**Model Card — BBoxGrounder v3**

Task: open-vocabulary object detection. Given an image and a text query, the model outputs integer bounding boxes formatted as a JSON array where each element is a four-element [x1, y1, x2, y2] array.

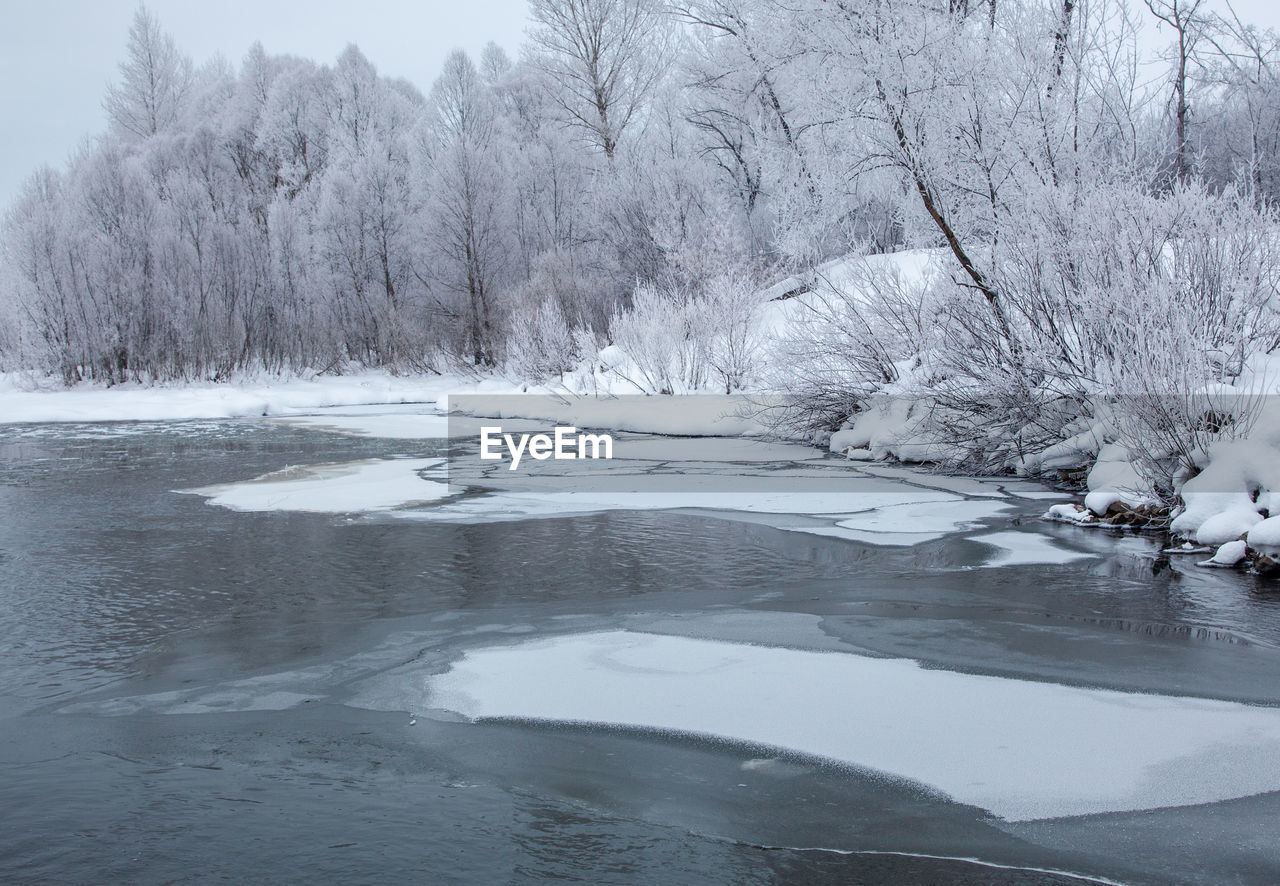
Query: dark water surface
[[2, 418, 1279, 884]]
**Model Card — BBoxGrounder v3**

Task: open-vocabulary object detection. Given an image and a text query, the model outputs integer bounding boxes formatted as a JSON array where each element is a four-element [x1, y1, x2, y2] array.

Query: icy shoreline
[[0, 371, 465, 424], [5, 368, 1277, 576]]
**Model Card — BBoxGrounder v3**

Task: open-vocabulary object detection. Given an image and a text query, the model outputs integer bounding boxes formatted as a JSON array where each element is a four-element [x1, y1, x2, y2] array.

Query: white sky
[[2, 0, 1279, 209], [0, 0, 532, 207]]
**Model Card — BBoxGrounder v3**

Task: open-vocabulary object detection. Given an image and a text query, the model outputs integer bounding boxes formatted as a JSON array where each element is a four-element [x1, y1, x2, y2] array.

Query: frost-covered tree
[[528, 0, 672, 159], [1143, 0, 1209, 183], [677, 1, 815, 227], [423, 50, 510, 365], [4, 0, 1279, 419], [103, 5, 194, 140]]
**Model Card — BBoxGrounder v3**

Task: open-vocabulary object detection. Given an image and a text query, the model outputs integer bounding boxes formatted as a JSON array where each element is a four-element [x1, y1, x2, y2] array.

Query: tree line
[[2, 0, 1278, 411]]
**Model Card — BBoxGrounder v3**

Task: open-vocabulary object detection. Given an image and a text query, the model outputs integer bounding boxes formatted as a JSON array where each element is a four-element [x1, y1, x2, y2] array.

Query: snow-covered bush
[[605, 274, 766, 395], [607, 283, 696, 394], [504, 295, 578, 382], [769, 252, 943, 436], [703, 273, 766, 394], [784, 180, 1280, 491]]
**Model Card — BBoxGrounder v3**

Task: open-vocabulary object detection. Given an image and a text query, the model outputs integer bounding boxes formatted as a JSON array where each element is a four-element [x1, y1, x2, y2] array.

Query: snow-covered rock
[[1202, 540, 1248, 567], [831, 376, 953, 464], [828, 428, 865, 453], [1247, 516, 1280, 552], [1084, 443, 1155, 513], [1043, 503, 1097, 525], [1170, 415, 1280, 541], [1193, 507, 1263, 546], [1084, 490, 1125, 517], [1022, 422, 1106, 473]]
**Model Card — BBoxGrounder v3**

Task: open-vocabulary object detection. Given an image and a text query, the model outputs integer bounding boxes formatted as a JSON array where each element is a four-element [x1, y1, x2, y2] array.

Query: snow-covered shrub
[[703, 273, 766, 393], [770, 252, 944, 436], [607, 283, 696, 394], [1075, 186, 1280, 497], [777, 181, 1280, 488], [504, 295, 578, 382], [902, 183, 1280, 485], [606, 274, 765, 394]]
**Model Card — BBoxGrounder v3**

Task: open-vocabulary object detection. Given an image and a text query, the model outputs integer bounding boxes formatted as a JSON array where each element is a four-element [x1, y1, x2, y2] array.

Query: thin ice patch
[[429, 630, 1280, 821]]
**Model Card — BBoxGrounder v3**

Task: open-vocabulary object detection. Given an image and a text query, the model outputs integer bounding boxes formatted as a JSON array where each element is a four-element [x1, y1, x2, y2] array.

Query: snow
[[1192, 507, 1263, 546], [760, 248, 942, 303], [428, 630, 1280, 821], [1021, 422, 1105, 473], [787, 499, 1013, 547], [829, 395, 949, 464], [1043, 503, 1097, 526], [184, 458, 450, 513], [1203, 540, 1248, 567], [1169, 409, 1280, 542], [1081, 443, 1156, 515], [1083, 490, 1124, 516], [970, 531, 1097, 566], [1247, 516, 1280, 552], [0, 371, 467, 424], [447, 393, 771, 437], [0, 370, 776, 438]]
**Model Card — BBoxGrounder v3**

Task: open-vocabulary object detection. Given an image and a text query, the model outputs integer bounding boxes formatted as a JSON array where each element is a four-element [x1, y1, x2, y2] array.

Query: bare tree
[[103, 5, 193, 140], [528, 0, 671, 160], [425, 51, 509, 365], [1143, 0, 1208, 182]]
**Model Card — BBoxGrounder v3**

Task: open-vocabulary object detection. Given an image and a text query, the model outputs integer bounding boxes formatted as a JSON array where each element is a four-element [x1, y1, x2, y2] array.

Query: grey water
[[2, 418, 1279, 884]]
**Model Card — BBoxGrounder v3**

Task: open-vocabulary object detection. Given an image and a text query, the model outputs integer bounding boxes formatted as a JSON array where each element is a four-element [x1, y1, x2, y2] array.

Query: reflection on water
[[1, 418, 1279, 884]]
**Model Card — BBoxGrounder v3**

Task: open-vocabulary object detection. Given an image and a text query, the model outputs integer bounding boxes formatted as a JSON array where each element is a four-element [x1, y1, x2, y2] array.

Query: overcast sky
[[0, 0, 532, 208], [3, 0, 1280, 210]]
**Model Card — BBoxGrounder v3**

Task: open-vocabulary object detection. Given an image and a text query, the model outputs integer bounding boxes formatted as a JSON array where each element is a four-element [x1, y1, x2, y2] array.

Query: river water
[[1, 414, 1279, 884]]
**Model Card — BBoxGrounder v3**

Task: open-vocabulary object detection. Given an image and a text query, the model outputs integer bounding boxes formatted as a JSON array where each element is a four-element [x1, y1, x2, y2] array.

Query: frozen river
[[2, 408, 1280, 884]]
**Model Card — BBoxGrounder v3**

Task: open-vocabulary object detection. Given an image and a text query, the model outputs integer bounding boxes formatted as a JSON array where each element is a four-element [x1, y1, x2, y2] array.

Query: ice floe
[[787, 499, 1013, 546], [190, 449, 1027, 549], [184, 458, 449, 513], [852, 464, 1008, 498], [428, 630, 1280, 821], [971, 531, 1096, 566]]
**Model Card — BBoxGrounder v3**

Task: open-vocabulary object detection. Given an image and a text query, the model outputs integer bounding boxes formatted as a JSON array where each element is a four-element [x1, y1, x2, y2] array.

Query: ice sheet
[[607, 436, 828, 463], [971, 531, 1097, 566], [398, 486, 956, 525], [184, 458, 450, 513], [429, 630, 1280, 821], [853, 464, 1008, 498], [273, 409, 452, 439], [813, 499, 1014, 546]]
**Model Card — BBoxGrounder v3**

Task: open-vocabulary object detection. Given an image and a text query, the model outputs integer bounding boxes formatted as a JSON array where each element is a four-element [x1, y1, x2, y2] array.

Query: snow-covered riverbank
[[0, 371, 466, 424], [5, 365, 1279, 575]]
